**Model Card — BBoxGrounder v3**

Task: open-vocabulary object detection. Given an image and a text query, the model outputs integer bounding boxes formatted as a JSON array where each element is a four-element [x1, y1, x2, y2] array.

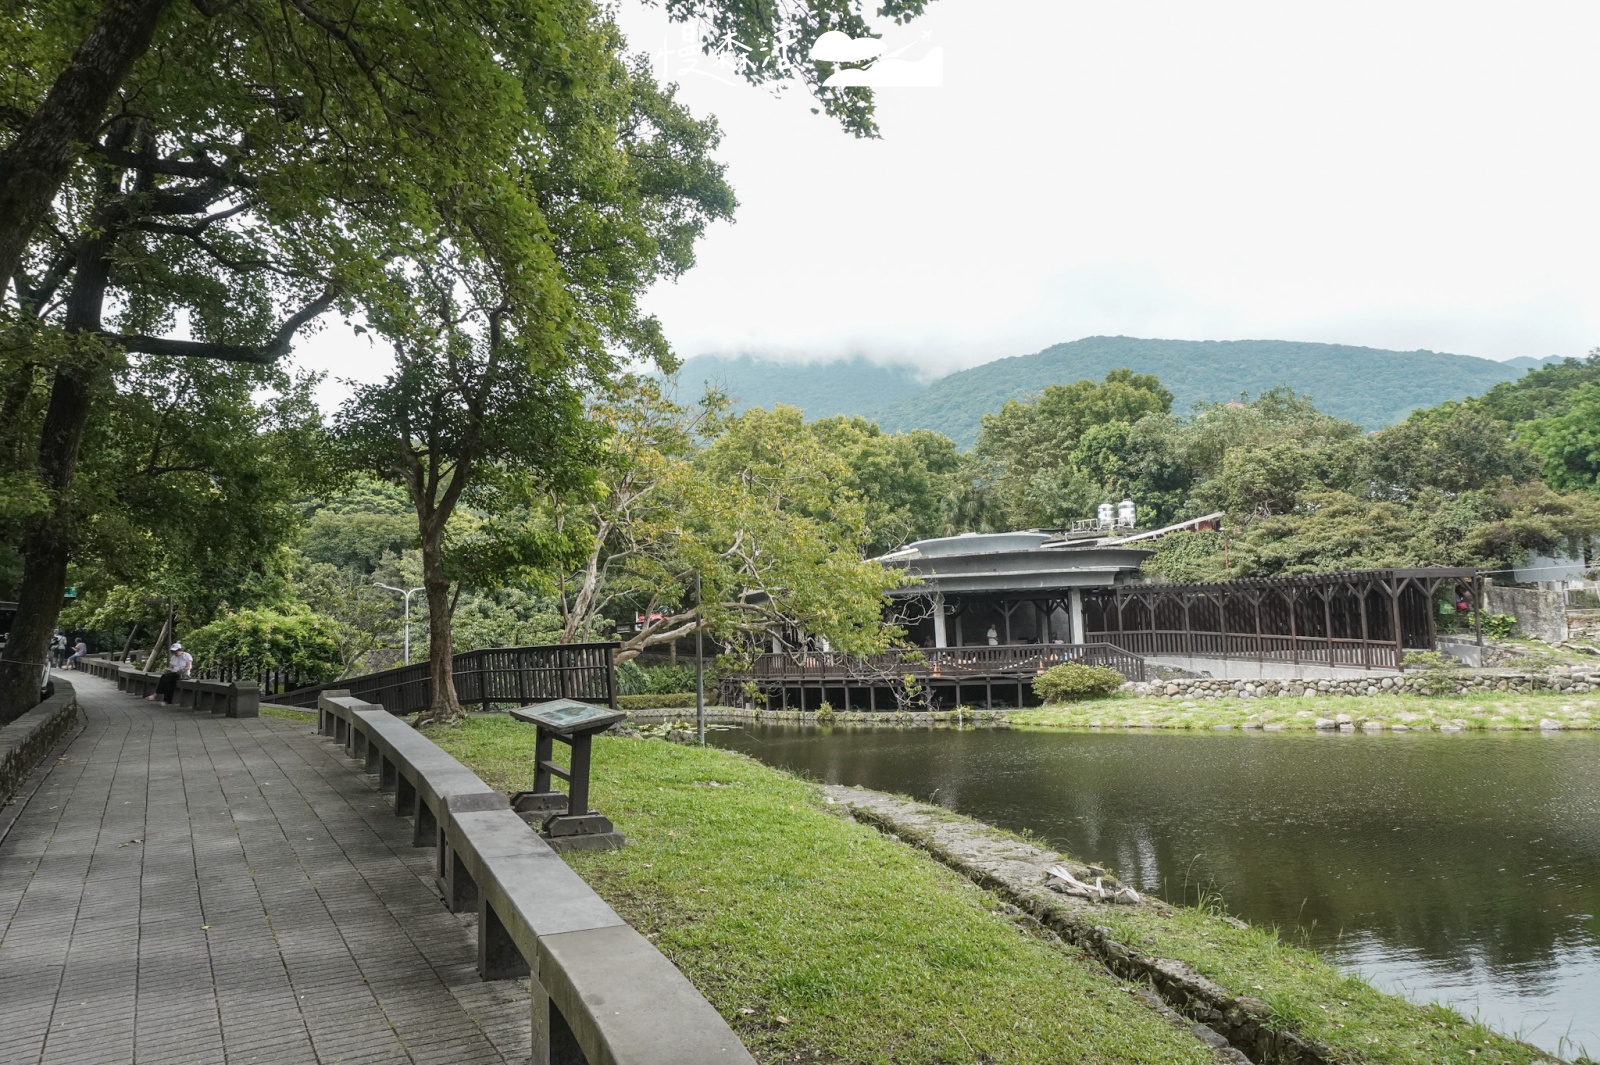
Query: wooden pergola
[[1082, 568, 1479, 671]]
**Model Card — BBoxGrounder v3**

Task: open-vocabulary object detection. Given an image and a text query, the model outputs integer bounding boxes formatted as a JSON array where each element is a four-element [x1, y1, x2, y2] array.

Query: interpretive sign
[[508, 698, 625, 851]]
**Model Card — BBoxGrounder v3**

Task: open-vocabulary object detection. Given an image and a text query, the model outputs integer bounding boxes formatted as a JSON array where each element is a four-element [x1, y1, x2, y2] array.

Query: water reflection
[[709, 725, 1600, 1056]]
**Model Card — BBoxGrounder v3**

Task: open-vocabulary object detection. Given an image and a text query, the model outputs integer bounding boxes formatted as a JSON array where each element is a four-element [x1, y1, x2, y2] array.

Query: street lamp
[[374, 582, 424, 665]]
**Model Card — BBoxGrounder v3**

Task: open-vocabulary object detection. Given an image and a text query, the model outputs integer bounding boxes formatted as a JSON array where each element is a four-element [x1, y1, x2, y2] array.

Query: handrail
[[275, 642, 620, 714], [315, 692, 754, 1065], [743, 642, 1148, 682]]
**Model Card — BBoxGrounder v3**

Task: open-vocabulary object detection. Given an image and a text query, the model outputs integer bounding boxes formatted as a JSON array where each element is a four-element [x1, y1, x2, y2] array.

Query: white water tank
[[1117, 499, 1136, 528], [1096, 502, 1115, 528]]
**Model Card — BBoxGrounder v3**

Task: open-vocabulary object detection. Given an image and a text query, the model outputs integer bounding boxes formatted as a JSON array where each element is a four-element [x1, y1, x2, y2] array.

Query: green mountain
[[670, 353, 928, 420], [679, 338, 1557, 448], [873, 337, 1556, 446]]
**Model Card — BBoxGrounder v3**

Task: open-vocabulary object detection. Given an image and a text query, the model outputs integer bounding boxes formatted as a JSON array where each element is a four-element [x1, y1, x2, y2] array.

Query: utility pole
[[694, 572, 705, 745], [374, 583, 424, 665]]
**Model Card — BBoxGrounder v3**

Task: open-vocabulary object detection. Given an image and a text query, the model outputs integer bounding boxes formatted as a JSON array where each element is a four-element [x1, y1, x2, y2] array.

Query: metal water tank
[[1117, 499, 1136, 527], [1096, 502, 1115, 528]]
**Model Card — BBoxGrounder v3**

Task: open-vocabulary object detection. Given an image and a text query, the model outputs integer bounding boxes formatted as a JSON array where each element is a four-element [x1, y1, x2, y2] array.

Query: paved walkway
[[0, 673, 530, 1065]]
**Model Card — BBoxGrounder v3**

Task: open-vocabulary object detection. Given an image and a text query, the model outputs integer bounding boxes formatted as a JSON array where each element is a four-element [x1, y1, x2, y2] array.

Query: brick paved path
[[0, 673, 530, 1065]]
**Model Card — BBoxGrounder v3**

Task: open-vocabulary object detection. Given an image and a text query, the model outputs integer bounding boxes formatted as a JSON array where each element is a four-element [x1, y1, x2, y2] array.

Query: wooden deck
[[734, 643, 1146, 712]]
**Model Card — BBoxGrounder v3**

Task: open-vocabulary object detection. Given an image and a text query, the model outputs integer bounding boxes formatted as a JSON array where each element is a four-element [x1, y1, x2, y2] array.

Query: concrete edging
[[828, 785, 1336, 1065], [1, 678, 80, 806], [316, 692, 755, 1065]]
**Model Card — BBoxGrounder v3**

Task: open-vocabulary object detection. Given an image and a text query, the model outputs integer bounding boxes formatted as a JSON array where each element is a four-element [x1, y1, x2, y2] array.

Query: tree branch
[[103, 283, 338, 363]]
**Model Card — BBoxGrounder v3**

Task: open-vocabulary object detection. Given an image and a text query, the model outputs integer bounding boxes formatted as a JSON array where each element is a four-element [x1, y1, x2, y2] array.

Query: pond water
[[708, 724, 1600, 1057]]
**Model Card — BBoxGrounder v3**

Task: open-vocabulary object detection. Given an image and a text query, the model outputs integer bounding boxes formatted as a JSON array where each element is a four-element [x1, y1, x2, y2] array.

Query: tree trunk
[[0, 207, 119, 723], [0, 0, 172, 292], [0, 357, 109, 721], [416, 522, 462, 726]]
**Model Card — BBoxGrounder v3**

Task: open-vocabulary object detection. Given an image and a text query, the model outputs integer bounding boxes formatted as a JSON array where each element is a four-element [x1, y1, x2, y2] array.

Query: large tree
[[335, 37, 735, 723], [0, 0, 933, 718], [0, 0, 929, 297], [553, 391, 908, 663]]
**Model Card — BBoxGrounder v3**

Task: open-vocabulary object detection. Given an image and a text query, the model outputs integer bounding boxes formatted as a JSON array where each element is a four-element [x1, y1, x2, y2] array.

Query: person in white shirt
[[986, 625, 999, 646], [148, 642, 193, 705]]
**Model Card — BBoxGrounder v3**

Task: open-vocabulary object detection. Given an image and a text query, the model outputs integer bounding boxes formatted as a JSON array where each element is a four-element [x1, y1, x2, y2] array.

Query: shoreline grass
[[429, 717, 1216, 1064], [425, 718, 1571, 1064], [1012, 690, 1599, 732]]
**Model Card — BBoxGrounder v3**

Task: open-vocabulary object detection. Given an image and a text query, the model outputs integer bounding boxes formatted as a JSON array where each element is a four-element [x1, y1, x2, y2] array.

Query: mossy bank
[[1013, 690, 1599, 732], [425, 717, 1572, 1065]]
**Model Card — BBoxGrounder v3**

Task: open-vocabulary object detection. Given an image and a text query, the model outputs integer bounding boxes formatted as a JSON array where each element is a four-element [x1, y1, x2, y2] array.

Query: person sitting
[[66, 638, 87, 670], [147, 642, 193, 704]]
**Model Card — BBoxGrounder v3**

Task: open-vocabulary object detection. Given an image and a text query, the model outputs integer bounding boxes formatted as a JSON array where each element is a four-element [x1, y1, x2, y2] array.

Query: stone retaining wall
[[1, 679, 79, 805], [1128, 668, 1600, 700]]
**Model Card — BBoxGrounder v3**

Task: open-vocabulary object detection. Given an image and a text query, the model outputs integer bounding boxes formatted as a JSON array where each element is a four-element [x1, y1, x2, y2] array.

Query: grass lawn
[[428, 716, 1216, 1065], [1012, 690, 1600, 732]]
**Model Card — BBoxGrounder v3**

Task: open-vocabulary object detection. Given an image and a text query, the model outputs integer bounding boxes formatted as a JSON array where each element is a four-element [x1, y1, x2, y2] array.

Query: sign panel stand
[[508, 699, 627, 852]]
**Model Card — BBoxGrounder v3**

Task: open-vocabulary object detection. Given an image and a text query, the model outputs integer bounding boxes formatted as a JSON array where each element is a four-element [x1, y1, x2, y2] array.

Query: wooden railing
[[273, 642, 619, 713], [744, 642, 1147, 683], [1086, 630, 1401, 670]]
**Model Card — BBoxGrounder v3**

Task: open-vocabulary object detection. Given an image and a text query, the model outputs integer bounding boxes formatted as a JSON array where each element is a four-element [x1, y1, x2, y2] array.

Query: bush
[[184, 606, 344, 685], [1032, 663, 1125, 703], [616, 662, 701, 696], [1480, 612, 1516, 640], [617, 692, 698, 710]]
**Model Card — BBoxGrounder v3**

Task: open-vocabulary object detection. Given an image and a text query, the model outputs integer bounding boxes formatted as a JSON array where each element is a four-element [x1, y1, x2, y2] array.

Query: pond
[[708, 724, 1600, 1057]]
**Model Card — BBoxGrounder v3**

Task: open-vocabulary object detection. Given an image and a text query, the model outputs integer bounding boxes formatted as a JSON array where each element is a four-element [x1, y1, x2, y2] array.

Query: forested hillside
[[670, 353, 928, 418], [678, 338, 1555, 448]]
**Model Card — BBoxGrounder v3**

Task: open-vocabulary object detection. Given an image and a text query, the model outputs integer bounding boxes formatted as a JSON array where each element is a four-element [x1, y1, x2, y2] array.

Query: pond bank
[[1012, 690, 1600, 731], [829, 784, 1565, 1065], [424, 717, 1570, 1065]]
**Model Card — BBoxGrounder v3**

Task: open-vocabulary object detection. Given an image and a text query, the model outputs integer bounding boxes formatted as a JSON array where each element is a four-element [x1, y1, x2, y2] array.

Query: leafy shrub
[[184, 606, 344, 685], [1401, 650, 1459, 696], [617, 692, 697, 710], [1401, 650, 1457, 671], [815, 700, 835, 724], [1032, 663, 1125, 702], [617, 662, 700, 696], [1480, 612, 1516, 639]]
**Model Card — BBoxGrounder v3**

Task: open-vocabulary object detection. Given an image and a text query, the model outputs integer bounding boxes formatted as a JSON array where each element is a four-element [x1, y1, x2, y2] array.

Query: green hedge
[[617, 692, 698, 710], [1033, 663, 1125, 703]]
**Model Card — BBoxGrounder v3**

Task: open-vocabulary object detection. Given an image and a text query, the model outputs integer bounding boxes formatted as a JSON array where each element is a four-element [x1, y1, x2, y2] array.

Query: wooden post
[[1323, 589, 1334, 666], [1358, 584, 1370, 668], [1473, 576, 1484, 648], [1388, 575, 1404, 668], [1288, 588, 1298, 664]]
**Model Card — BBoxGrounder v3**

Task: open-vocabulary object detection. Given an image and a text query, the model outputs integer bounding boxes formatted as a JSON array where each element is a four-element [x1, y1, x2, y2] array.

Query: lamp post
[[694, 573, 710, 744], [374, 582, 424, 665]]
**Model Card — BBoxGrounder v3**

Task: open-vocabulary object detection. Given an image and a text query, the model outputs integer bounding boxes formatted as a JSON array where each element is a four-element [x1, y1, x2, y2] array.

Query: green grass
[[1096, 899, 1555, 1064], [840, 800, 1564, 1065], [260, 704, 315, 722], [428, 717, 1216, 1064], [1012, 691, 1599, 732]]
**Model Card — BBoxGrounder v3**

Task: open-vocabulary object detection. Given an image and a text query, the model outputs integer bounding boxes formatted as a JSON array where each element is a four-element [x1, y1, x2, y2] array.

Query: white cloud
[[291, 1, 1600, 409]]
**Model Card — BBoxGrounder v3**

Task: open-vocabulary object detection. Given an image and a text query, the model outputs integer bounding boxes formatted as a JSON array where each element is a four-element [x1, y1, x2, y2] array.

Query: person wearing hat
[[148, 642, 193, 704]]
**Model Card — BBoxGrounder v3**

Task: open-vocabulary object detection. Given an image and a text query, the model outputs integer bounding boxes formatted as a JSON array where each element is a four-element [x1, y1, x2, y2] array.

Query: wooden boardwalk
[[0, 673, 530, 1065]]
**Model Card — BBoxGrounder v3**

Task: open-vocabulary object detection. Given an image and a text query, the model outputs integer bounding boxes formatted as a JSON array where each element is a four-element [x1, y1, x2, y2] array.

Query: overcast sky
[[294, 0, 1600, 398]]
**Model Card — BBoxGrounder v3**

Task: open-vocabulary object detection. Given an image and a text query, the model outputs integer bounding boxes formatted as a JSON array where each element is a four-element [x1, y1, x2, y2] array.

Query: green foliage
[[184, 606, 344, 685], [617, 663, 699, 696], [1033, 663, 1126, 702], [617, 692, 698, 710], [1401, 651, 1459, 696], [876, 337, 1549, 447], [1518, 382, 1600, 492], [1141, 531, 1231, 583], [301, 511, 417, 574], [1480, 612, 1516, 640], [814, 701, 836, 724], [976, 369, 1173, 527]]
